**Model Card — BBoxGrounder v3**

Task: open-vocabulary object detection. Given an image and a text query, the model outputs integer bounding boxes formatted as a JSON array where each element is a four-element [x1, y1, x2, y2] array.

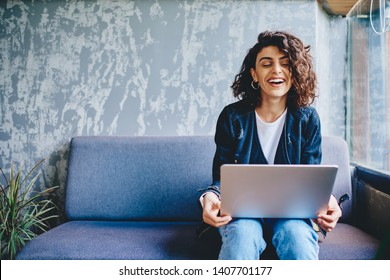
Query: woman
[[200, 31, 342, 260]]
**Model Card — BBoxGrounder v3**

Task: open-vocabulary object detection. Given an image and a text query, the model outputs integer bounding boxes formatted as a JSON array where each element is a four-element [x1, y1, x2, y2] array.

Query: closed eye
[[280, 59, 290, 67]]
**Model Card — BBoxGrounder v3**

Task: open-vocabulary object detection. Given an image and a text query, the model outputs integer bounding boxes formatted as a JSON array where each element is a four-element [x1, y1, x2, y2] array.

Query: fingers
[[316, 219, 335, 232], [203, 214, 232, 228], [317, 208, 341, 232], [202, 193, 232, 228], [315, 195, 343, 233]]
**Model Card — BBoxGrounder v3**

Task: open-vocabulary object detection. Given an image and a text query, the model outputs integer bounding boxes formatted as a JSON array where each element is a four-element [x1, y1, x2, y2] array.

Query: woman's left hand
[[314, 195, 342, 233]]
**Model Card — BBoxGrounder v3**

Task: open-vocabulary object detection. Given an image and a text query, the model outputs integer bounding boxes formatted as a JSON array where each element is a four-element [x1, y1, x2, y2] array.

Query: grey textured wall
[[0, 0, 347, 220], [316, 6, 347, 138]]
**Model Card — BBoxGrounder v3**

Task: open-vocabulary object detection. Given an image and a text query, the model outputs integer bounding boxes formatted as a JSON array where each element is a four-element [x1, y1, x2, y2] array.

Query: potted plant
[[0, 159, 58, 260]]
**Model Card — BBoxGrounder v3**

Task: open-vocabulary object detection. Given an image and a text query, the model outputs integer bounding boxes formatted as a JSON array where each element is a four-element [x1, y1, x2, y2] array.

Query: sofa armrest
[[350, 164, 390, 240]]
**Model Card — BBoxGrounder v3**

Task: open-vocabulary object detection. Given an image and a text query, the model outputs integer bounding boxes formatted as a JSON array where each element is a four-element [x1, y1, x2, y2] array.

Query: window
[[347, 0, 390, 172]]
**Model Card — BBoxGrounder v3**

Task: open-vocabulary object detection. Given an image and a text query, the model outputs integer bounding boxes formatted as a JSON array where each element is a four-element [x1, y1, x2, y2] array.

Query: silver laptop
[[220, 164, 338, 218]]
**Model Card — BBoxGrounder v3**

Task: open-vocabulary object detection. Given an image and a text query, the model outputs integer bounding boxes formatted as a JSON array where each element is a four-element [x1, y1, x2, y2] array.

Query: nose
[[272, 62, 282, 74]]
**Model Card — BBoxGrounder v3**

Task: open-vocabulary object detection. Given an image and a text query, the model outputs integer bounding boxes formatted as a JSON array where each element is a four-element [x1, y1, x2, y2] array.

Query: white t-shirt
[[255, 109, 287, 164], [200, 109, 288, 206]]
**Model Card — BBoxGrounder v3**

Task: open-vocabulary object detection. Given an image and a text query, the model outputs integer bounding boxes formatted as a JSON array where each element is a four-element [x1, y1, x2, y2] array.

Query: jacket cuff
[[198, 185, 221, 199]]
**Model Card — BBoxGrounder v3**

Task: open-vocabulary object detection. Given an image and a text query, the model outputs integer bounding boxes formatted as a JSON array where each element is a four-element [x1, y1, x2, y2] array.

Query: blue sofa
[[16, 136, 380, 259]]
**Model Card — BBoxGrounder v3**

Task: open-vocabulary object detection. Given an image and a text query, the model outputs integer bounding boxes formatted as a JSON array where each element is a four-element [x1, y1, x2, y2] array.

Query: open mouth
[[268, 78, 285, 85]]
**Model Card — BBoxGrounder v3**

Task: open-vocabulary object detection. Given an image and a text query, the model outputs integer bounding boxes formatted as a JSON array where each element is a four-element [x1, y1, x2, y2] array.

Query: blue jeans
[[218, 218, 319, 260]]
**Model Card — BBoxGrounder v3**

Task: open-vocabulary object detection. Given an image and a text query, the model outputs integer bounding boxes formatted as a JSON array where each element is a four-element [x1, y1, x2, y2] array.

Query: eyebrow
[[259, 55, 289, 62]]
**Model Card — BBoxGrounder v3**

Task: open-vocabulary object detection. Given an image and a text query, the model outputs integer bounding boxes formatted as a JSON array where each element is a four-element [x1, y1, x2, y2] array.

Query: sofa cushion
[[17, 221, 379, 260], [16, 221, 221, 260], [318, 223, 379, 260], [260, 223, 379, 260]]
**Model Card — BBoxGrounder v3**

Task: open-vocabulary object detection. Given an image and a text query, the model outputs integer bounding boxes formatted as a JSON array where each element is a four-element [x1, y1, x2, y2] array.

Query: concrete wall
[[0, 0, 348, 219], [315, 5, 347, 138]]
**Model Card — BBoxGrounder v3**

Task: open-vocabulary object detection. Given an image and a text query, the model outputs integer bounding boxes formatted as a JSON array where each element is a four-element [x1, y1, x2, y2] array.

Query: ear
[[250, 68, 256, 81]]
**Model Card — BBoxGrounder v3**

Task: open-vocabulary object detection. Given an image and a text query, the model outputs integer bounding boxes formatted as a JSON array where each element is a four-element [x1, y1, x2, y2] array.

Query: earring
[[251, 80, 259, 90]]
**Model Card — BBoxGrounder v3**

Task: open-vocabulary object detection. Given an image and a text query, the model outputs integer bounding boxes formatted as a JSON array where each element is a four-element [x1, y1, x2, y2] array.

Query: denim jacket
[[203, 99, 322, 198]]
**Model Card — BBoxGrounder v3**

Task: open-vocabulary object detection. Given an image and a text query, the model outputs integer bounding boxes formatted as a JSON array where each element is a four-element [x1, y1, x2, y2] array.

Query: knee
[[219, 219, 266, 260], [274, 219, 316, 239], [272, 219, 318, 260], [221, 219, 262, 239]]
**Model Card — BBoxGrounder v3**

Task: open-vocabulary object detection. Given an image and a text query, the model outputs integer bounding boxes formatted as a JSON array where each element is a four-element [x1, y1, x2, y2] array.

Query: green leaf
[[0, 160, 58, 259]]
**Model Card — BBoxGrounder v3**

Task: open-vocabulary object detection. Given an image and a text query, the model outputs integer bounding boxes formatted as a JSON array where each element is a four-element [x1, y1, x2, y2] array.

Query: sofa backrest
[[65, 136, 214, 222], [321, 136, 352, 221], [65, 136, 352, 222]]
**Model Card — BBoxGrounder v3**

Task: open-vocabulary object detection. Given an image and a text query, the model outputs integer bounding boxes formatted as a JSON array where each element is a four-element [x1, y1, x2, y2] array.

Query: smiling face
[[250, 45, 293, 105]]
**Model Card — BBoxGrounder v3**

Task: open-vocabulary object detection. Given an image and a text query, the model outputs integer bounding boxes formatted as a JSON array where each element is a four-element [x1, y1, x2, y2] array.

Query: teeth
[[269, 79, 284, 83]]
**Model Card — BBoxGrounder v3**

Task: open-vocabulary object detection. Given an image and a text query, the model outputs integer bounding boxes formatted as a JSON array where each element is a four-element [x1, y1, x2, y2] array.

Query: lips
[[268, 78, 285, 85]]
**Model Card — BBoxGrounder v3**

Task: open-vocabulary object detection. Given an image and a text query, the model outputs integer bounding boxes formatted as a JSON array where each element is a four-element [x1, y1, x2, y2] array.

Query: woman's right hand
[[202, 192, 232, 228]]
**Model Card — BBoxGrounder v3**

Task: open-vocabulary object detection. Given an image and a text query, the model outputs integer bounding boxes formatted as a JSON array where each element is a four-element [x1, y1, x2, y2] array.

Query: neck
[[256, 100, 287, 123]]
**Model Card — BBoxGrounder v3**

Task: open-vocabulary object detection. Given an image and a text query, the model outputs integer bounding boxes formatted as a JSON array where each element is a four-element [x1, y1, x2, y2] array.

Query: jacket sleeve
[[200, 106, 236, 197], [301, 108, 322, 164]]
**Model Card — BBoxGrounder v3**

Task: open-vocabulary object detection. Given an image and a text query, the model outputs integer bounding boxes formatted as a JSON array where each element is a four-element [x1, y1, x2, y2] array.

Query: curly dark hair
[[231, 30, 317, 108]]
